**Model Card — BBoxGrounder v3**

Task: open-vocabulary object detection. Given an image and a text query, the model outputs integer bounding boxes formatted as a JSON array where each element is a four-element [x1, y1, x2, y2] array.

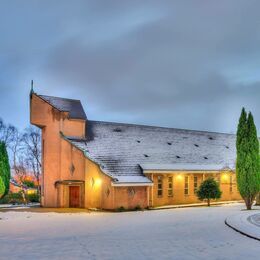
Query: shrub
[[134, 205, 142, 211], [116, 206, 125, 212], [196, 178, 222, 206], [0, 192, 24, 204], [23, 180, 35, 188], [27, 193, 40, 203]]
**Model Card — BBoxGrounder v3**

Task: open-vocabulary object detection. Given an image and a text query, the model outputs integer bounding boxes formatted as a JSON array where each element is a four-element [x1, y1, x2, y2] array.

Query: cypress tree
[[0, 176, 5, 198], [247, 112, 260, 203], [0, 141, 11, 195], [236, 109, 260, 210]]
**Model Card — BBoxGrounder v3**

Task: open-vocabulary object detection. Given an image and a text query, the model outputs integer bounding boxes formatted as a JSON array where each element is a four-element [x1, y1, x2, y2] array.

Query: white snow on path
[[225, 211, 260, 240], [0, 203, 260, 260]]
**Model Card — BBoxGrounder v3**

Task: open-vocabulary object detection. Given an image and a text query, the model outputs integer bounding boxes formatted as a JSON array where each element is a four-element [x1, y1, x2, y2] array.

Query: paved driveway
[[0, 203, 259, 259]]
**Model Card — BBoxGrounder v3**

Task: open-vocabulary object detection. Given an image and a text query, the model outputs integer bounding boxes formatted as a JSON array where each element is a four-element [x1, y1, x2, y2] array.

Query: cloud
[[0, 0, 260, 133]]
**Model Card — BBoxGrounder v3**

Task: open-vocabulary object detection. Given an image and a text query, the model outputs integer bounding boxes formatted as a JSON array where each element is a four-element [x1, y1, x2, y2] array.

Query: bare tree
[[22, 127, 41, 194], [13, 155, 28, 185], [0, 118, 17, 147], [9, 127, 22, 167], [10, 128, 28, 183]]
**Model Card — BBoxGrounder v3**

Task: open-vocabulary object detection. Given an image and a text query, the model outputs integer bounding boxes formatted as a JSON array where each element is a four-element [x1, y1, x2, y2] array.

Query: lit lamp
[[222, 173, 228, 182], [95, 178, 102, 186], [91, 177, 102, 188], [177, 174, 183, 180]]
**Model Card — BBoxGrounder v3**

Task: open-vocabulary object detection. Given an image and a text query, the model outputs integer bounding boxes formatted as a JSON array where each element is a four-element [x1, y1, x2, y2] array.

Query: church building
[[30, 91, 241, 209]]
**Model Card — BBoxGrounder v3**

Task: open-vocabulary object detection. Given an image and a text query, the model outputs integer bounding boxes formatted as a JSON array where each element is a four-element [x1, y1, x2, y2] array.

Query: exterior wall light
[[91, 178, 102, 188], [177, 174, 183, 180], [95, 178, 102, 186], [221, 173, 228, 182]]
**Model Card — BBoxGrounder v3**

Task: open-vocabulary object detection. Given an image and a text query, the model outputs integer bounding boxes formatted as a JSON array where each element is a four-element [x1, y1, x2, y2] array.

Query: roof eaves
[[111, 182, 154, 187], [140, 164, 235, 172], [61, 134, 115, 180]]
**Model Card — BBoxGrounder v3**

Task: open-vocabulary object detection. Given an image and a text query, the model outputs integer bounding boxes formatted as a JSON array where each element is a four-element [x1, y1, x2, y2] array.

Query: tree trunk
[[244, 197, 252, 210], [255, 193, 260, 206], [21, 189, 27, 205], [36, 176, 40, 195], [207, 198, 210, 207]]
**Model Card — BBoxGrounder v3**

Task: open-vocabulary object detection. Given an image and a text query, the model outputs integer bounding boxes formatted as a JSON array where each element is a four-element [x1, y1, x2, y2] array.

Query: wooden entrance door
[[69, 186, 80, 208]]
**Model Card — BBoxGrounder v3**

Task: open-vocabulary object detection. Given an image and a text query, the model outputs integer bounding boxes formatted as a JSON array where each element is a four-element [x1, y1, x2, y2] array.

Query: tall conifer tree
[[0, 141, 11, 195], [236, 109, 260, 210], [0, 176, 5, 198]]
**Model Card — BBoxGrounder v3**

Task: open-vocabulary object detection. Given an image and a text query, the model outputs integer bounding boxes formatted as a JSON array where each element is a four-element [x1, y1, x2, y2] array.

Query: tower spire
[[30, 80, 34, 97]]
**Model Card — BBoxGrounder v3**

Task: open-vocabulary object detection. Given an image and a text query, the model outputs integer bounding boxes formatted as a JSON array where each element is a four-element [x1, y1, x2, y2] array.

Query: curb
[[225, 218, 260, 242]]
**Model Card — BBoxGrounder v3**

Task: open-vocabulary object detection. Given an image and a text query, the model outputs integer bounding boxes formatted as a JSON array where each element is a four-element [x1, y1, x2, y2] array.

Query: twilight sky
[[0, 0, 260, 133]]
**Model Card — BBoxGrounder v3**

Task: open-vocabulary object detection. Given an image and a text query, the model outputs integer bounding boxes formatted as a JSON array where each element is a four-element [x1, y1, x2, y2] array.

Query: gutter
[[142, 170, 232, 174], [111, 182, 154, 187]]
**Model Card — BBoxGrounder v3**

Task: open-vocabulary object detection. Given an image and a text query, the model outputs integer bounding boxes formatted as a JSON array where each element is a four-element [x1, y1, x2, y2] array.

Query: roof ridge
[[88, 120, 236, 136], [39, 94, 81, 102]]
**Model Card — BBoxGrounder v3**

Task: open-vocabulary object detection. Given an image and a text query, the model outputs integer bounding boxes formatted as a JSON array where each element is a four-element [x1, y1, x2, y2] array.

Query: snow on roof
[[140, 163, 234, 172], [66, 120, 236, 183], [38, 95, 87, 120], [112, 175, 153, 185]]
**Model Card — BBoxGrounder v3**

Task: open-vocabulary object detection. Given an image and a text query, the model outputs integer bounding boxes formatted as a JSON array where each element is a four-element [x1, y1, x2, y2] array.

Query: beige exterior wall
[[113, 186, 148, 210], [146, 171, 241, 207], [30, 94, 86, 207], [84, 157, 112, 209]]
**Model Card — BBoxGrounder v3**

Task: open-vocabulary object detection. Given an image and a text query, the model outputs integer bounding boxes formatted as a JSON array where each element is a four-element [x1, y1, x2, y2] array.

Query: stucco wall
[[30, 94, 87, 207], [84, 157, 114, 209], [147, 171, 241, 207], [113, 186, 148, 210]]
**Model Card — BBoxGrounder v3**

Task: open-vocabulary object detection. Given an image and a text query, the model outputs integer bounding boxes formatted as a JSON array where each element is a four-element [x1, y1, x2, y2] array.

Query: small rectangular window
[[168, 176, 173, 197], [194, 176, 198, 194], [157, 176, 163, 197], [217, 175, 221, 184], [230, 175, 233, 193], [184, 176, 189, 195]]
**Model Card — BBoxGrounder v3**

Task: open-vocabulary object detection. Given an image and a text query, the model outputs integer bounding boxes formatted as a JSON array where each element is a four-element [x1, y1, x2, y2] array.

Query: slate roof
[[39, 95, 87, 120], [65, 120, 237, 184]]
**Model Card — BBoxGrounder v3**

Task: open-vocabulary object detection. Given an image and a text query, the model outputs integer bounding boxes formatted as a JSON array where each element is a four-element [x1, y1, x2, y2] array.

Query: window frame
[[157, 175, 163, 197], [184, 176, 189, 196], [229, 174, 233, 193], [193, 176, 198, 194], [168, 176, 173, 197]]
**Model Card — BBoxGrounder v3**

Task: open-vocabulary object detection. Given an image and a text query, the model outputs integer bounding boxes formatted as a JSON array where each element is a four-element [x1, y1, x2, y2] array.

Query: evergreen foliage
[[0, 141, 11, 195], [0, 176, 5, 198], [236, 108, 260, 210], [23, 180, 35, 188], [196, 177, 222, 206]]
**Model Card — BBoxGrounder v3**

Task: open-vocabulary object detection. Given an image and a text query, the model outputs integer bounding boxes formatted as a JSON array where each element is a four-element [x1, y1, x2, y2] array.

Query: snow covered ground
[[0, 203, 260, 260]]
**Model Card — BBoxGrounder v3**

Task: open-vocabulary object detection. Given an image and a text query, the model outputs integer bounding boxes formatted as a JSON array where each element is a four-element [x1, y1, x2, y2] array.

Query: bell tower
[[30, 89, 87, 207]]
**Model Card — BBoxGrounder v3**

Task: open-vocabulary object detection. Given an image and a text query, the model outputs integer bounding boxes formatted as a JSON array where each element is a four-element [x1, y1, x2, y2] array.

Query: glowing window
[[157, 176, 163, 197], [168, 176, 173, 197], [230, 175, 233, 193], [194, 176, 198, 193], [184, 176, 189, 195]]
